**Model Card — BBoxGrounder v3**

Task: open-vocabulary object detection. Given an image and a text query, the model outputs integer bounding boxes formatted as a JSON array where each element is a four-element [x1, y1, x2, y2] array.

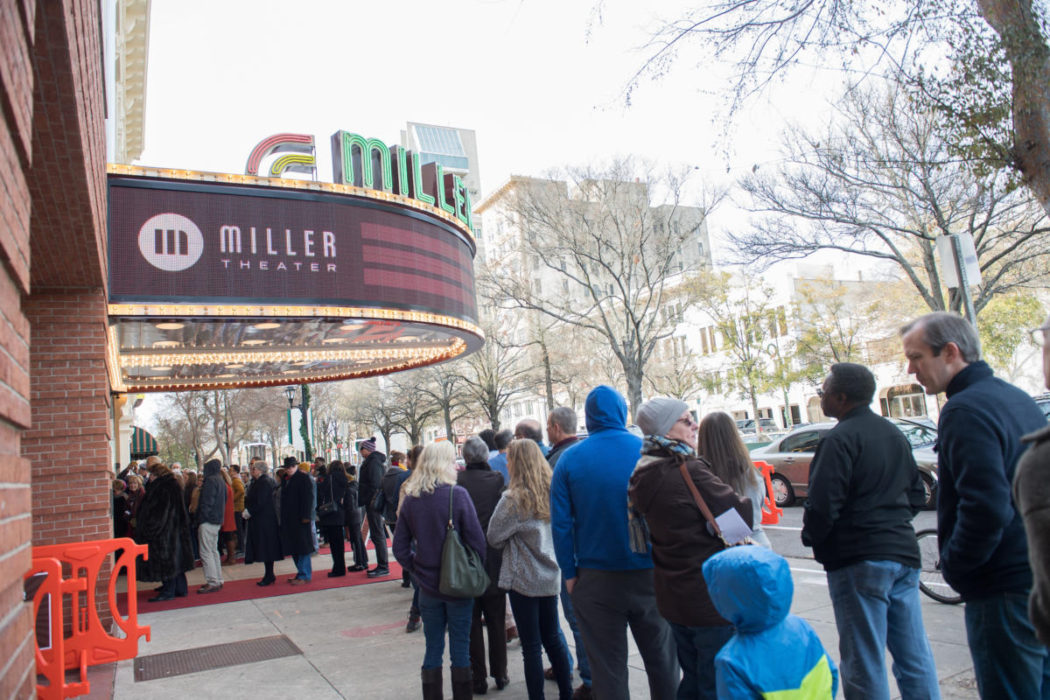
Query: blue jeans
[[293, 553, 312, 581], [559, 578, 591, 686], [419, 590, 473, 669], [965, 592, 1050, 699], [669, 622, 733, 700], [509, 591, 573, 700], [827, 560, 940, 700]]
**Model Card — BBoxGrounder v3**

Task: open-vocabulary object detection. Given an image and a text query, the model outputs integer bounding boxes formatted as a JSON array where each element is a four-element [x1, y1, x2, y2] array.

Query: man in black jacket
[[902, 311, 1050, 697], [280, 457, 316, 584], [197, 458, 227, 593], [802, 363, 938, 699], [357, 438, 390, 577]]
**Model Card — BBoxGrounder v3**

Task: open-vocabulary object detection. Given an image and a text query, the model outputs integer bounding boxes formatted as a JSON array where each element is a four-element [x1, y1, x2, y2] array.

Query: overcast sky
[[139, 0, 835, 240]]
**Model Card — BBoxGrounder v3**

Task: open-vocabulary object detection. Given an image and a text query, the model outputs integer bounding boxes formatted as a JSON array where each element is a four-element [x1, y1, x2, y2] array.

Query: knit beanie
[[636, 397, 689, 437]]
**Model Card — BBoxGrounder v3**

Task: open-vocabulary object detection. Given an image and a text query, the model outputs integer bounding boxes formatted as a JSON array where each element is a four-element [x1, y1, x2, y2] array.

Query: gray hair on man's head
[[252, 461, 270, 474], [548, 406, 577, 435], [462, 436, 490, 465], [900, 311, 981, 363]]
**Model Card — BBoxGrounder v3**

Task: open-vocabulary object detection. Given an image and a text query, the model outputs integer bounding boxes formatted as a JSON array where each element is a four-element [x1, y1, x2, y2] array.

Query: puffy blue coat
[[703, 547, 837, 699]]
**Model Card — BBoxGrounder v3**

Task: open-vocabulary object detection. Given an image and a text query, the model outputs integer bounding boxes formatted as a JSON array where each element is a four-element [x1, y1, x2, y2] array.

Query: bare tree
[[790, 276, 921, 380], [456, 328, 534, 431], [153, 410, 199, 468], [644, 346, 706, 402], [252, 389, 294, 467], [158, 391, 214, 467], [690, 270, 799, 431], [627, 0, 1050, 219], [481, 158, 722, 417], [346, 378, 400, 454], [307, 382, 347, 462], [413, 365, 471, 443], [387, 371, 441, 447], [733, 85, 1050, 315]]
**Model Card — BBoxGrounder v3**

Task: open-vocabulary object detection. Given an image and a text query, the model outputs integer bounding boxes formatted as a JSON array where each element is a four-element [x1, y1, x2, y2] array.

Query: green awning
[[130, 426, 158, 459]]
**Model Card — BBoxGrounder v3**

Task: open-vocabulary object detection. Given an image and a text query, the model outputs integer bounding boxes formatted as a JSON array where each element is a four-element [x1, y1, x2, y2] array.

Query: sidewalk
[[86, 552, 977, 699]]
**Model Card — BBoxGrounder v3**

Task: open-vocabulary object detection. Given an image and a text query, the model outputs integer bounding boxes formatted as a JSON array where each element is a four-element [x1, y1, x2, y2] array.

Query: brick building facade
[[1, 0, 109, 694]]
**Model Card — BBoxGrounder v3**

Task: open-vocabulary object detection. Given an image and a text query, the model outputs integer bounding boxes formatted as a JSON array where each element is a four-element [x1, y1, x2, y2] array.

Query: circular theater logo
[[137, 213, 204, 272]]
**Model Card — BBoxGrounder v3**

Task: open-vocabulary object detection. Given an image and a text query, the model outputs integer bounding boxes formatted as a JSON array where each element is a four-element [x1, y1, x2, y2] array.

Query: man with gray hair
[[546, 407, 580, 469], [901, 311, 1049, 697], [545, 406, 592, 698]]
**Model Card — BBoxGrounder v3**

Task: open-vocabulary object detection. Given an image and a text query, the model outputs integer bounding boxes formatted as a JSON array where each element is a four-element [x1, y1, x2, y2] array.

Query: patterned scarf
[[641, 434, 695, 459]]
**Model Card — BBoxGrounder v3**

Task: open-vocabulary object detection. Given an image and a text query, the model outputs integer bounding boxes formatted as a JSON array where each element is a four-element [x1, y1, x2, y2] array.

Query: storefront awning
[[130, 426, 158, 459]]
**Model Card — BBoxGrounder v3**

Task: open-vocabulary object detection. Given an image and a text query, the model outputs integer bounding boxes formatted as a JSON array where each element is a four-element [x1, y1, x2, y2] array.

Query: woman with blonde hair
[[394, 441, 486, 700], [487, 439, 573, 700]]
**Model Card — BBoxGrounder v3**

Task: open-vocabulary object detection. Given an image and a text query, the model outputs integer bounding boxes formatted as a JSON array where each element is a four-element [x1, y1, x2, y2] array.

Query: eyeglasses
[[1030, 326, 1050, 347], [676, 415, 697, 427]]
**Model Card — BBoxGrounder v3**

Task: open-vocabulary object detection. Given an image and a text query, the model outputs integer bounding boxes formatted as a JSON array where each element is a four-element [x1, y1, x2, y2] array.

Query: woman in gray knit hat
[[628, 397, 754, 700]]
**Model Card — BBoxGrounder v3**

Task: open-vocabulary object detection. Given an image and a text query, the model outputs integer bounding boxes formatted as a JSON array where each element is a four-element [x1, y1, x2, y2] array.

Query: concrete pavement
[[86, 509, 978, 699]]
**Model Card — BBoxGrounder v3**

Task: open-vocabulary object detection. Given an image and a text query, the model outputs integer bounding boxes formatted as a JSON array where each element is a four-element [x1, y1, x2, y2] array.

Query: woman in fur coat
[[134, 457, 195, 601]]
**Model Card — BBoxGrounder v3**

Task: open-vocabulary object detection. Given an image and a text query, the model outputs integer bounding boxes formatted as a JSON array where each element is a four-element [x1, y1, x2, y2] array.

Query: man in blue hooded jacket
[[551, 385, 678, 700]]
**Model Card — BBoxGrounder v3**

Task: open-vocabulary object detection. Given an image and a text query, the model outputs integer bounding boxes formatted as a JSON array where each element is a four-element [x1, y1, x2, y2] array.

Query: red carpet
[[119, 561, 405, 613]]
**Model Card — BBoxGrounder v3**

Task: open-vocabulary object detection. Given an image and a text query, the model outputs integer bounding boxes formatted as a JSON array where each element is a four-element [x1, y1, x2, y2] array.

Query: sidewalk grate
[[134, 635, 302, 682]]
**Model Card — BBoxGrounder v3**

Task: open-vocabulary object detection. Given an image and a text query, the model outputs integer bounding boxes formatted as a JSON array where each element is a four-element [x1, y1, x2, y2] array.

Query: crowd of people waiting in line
[[111, 440, 407, 596], [113, 310, 1050, 700]]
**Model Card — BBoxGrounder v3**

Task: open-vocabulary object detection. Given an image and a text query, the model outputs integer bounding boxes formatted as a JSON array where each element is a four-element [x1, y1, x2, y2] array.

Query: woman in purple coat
[[394, 441, 487, 700]]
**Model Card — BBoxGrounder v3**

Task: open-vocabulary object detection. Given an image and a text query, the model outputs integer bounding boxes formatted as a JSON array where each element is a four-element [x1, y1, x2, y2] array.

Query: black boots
[[450, 667, 472, 700], [421, 668, 442, 700], [421, 666, 471, 699]]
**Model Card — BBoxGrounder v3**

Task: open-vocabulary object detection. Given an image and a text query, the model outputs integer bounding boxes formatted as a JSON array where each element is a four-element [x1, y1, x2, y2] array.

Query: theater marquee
[[106, 164, 483, 393]]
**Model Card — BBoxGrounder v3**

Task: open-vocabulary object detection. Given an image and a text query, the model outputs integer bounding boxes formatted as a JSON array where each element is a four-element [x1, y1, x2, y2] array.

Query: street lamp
[[284, 385, 313, 461], [285, 385, 302, 446]]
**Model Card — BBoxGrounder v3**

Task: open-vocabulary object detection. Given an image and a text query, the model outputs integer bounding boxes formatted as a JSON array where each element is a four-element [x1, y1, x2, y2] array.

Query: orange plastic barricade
[[26, 538, 151, 699], [753, 460, 783, 525]]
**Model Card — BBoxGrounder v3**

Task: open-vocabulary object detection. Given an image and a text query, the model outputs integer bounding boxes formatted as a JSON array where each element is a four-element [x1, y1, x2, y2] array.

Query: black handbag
[[438, 486, 490, 598], [316, 475, 337, 517]]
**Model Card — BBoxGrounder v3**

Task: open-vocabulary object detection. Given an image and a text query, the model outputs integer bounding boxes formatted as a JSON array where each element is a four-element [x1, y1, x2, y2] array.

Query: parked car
[[736, 417, 779, 433], [751, 417, 939, 509]]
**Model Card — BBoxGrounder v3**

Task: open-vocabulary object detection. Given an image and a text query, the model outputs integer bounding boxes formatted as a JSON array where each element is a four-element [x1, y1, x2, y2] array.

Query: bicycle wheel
[[916, 529, 963, 604]]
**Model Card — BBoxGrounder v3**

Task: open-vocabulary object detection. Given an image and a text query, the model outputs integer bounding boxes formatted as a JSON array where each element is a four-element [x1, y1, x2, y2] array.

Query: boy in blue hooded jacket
[[703, 546, 837, 699]]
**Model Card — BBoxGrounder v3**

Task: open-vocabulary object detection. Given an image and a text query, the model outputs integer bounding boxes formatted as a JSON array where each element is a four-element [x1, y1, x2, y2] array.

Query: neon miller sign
[[245, 131, 474, 233]]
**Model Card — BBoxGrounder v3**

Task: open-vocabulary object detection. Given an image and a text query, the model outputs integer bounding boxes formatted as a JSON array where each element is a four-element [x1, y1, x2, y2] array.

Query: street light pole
[[284, 385, 313, 461]]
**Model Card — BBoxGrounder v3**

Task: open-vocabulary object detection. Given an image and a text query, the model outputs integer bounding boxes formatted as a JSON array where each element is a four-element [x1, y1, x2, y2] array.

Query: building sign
[[244, 131, 474, 232], [106, 165, 483, 394], [108, 175, 478, 323]]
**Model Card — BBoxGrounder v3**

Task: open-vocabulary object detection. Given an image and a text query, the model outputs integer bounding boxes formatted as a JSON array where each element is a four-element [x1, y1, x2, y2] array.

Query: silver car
[[751, 417, 938, 508]]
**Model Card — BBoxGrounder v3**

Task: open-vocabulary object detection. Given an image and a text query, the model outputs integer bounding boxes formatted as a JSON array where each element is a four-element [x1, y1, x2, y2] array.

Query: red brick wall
[[23, 291, 112, 545], [0, 0, 109, 693], [0, 0, 41, 695]]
